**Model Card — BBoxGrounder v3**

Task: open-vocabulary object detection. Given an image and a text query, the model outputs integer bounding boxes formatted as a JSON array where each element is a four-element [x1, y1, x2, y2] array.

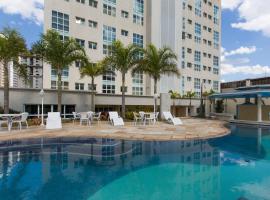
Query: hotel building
[[0, 0, 221, 116], [43, 0, 221, 97]]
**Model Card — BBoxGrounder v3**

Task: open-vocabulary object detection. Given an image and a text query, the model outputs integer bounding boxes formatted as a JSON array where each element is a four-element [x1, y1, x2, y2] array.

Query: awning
[[209, 90, 270, 99]]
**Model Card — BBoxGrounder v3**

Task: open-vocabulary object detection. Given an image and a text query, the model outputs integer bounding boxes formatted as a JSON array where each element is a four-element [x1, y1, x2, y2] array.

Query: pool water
[[0, 125, 270, 200]]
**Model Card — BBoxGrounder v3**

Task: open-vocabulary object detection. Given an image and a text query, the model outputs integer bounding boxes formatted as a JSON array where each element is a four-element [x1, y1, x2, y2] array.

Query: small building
[[210, 85, 270, 123]]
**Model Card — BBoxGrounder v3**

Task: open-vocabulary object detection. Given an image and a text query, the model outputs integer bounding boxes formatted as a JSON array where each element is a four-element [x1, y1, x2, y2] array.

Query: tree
[[32, 30, 86, 113], [184, 91, 196, 116], [133, 44, 180, 112], [169, 90, 180, 116], [102, 40, 142, 118], [0, 27, 28, 114], [80, 60, 109, 111]]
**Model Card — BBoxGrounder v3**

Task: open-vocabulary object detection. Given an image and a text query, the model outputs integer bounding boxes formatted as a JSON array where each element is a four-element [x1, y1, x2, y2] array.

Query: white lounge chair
[[109, 112, 124, 126], [11, 112, 29, 130], [46, 112, 62, 129], [163, 111, 183, 126]]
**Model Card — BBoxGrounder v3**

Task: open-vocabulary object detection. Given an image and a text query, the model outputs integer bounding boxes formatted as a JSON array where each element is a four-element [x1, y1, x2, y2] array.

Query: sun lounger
[[163, 111, 183, 126], [109, 112, 124, 126], [46, 112, 62, 129]]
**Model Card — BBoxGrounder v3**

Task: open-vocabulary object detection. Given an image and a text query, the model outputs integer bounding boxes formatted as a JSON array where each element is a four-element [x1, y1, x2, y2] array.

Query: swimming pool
[[0, 125, 269, 200]]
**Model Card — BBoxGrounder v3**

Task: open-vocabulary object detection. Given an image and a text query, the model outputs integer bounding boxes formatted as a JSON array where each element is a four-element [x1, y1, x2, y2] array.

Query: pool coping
[[0, 118, 231, 142]]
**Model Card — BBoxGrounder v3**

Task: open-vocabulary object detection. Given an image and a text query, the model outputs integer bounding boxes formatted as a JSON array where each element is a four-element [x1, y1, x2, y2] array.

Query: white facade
[[43, 0, 221, 97]]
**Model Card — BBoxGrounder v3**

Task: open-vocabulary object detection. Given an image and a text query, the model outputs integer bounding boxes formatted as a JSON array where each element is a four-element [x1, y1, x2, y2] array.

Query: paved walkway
[[0, 118, 230, 141]]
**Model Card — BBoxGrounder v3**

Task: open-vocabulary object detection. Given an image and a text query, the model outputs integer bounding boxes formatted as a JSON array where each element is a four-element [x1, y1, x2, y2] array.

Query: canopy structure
[[209, 85, 270, 122], [209, 85, 270, 99]]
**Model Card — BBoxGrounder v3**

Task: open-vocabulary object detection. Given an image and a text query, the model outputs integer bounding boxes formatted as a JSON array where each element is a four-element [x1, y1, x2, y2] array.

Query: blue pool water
[[0, 125, 270, 200]]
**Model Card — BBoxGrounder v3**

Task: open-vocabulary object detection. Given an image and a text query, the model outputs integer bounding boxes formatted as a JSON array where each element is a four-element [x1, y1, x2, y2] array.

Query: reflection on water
[[0, 125, 269, 200]]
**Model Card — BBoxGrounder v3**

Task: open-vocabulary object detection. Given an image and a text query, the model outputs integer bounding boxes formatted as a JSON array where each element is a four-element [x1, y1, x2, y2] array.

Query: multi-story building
[[0, 55, 43, 89], [43, 0, 221, 97]]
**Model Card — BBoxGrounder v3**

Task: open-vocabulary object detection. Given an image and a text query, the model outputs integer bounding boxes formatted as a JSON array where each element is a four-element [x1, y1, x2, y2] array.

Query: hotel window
[[89, 0, 98, 7], [187, 48, 192, 54], [214, 31, 219, 49], [188, 5, 192, 11], [214, 5, 219, 25], [187, 77, 192, 82], [194, 64, 201, 71], [213, 68, 219, 75], [89, 20, 98, 28], [182, 47, 185, 59], [194, 78, 201, 96], [133, 33, 144, 58], [194, 23, 201, 44], [187, 63, 192, 68], [76, 38, 85, 47], [51, 81, 69, 90], [51, 68, 69, 80], [213, 81, 219, 92], [75, 17, 85, 25], [132, 71, 143, 96], [88, 41, 97, 49], [76, 0, 85, 4], [121, 30, 128, 36], [213, 56, 219, 67], [133, 0, 144, 26], [182, 18, 186, 30], [102, 72, 116, 94], [121, 10, 129, 18], [195, 0, 202, 17], [103, 25, 116, 55], [52, 10, 69, 34], [182, 76, 185, 94], [194, 51, 201, 63], [103, 0, 116, 17], [75, 83, 84, 90], [188, 19, 192, 25]]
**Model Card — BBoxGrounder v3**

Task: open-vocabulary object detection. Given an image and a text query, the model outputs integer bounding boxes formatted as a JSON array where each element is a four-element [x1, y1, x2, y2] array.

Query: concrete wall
[[238, 105, 270, 121], [0, 88, 201, 115]]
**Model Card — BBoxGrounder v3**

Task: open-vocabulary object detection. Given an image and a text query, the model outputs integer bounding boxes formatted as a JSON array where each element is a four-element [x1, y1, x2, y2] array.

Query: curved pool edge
[[0, 119, 231, 142]]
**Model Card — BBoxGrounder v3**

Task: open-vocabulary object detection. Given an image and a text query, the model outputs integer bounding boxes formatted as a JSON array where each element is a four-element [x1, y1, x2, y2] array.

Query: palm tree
[[32, 30, 86, 113], [0, 27, 28, 114], [184, 91, 196, 116], [133, 44, 180, 112], [80, 60, 108, 111], [169, 90, 180, 116], [102, 40, 142, 118]]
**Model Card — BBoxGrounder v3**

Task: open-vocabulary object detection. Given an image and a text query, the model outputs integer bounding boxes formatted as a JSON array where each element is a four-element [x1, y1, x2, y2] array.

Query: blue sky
[[0, 0, 270, 82]]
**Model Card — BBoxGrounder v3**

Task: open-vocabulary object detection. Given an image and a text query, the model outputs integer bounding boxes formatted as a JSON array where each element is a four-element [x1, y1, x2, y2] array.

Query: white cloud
[[223, 0, 270, 37], [220, 46, 270, 77], [0, 0, 44, 25], [222, 0, 243, 10], [221, 63, 270, 76], [224, 46, 257, 57]]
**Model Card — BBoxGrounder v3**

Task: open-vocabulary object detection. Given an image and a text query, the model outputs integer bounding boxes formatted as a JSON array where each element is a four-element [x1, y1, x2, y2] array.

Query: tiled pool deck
[[0, 118, 230, 141]]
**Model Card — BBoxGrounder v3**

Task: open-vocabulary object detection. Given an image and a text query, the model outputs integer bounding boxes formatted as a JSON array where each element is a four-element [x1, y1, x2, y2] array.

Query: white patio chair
[[154, 112, 159, 122], [46, 112, 62, 129], [144, 113, 155, 125], [72, 112, 80, 124], [108, 112, 124, 126], [92, 112, 101, 124], [133, 112, 143, 126], [139, 111, 145, 120], [10, 112, 29, 130], [79, 112, 91, 126], [163, 111, 183, 126]]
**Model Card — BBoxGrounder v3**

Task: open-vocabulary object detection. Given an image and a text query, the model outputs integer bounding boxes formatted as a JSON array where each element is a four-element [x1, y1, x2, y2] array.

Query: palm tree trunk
[[91, 77, 95, 111], [189, 97, 191, 116], [57, 70, 62, 113], [3, 61, 9, 114], [121, 73, 126, 119], [154, 78, 157, 112]]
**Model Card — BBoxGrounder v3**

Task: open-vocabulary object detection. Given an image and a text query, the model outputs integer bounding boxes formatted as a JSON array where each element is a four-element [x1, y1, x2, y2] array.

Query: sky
[[0, 0, 270, 82]]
